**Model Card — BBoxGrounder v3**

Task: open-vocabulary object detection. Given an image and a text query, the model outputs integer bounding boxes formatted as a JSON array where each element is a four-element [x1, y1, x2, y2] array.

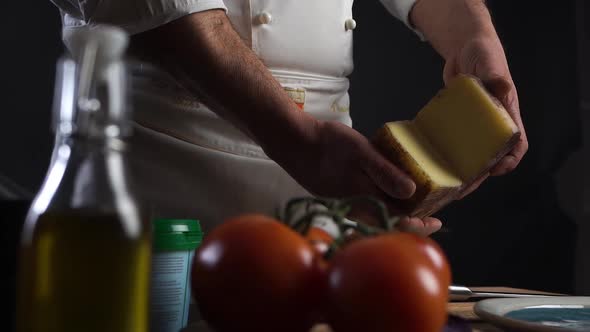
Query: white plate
[[474, 297, 590, 331]]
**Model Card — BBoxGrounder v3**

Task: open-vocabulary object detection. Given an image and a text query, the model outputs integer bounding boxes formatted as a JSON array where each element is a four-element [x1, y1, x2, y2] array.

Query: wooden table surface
[[184, 287, 563, 332]]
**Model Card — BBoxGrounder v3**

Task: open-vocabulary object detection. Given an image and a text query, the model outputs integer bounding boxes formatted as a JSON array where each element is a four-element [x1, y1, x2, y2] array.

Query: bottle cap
[[153, 219, 204, 251], [53, 26, 132, 138]]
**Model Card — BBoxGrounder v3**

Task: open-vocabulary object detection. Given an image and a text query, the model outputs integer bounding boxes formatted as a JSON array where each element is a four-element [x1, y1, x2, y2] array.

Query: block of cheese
[[373, 74, 521, 217]]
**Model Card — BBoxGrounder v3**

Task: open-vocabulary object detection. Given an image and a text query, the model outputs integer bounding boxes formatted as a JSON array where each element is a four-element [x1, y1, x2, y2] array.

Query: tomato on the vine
[[391, 232, 452, 287], [325, 232, 450, 332], [305, 226, 335, 255], [191, 214, 326, 332]]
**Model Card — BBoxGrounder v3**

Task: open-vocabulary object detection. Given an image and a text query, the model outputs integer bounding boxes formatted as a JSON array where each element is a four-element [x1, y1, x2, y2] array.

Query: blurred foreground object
[[15, 26, 152, 332]]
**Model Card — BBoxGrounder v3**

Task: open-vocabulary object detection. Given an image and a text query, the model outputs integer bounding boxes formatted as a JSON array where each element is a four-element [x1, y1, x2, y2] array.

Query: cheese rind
[[374, 122, 462, 217], [373, 75, 521, 217]]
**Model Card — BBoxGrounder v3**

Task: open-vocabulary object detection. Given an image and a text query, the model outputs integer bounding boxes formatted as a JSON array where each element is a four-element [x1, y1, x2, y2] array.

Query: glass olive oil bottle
[[16, 27, 151, 332]]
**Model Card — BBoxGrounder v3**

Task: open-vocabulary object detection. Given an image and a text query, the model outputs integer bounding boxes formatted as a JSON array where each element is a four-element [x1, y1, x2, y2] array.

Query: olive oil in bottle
[[16, 26, 151, 332], [18, 211, 150, 332]]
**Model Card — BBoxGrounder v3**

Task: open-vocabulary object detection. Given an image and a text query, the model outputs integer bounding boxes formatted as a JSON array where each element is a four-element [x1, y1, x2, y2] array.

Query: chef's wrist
[[410, 0, 497, 61], [253, 108, 321, 162]]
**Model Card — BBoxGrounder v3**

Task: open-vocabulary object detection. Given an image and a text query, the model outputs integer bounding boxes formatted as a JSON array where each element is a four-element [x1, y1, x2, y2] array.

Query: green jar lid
[[153, 219, 203, 251]]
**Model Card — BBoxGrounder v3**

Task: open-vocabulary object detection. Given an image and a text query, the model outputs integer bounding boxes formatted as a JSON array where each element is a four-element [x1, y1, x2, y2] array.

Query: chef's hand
[[411, 0, 528, 199], [266, 119, 443, 236], [444, 36, 528, 199]]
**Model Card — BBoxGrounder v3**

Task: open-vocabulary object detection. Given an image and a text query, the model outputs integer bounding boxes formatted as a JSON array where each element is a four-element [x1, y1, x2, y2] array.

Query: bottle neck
[[22, 27, 146, 244], [36, 132, 135, 214], [52, 57, 131, 140], [33, 28, 136, 214], [37, 51, 136, 217], [57, 132, 128, 152]]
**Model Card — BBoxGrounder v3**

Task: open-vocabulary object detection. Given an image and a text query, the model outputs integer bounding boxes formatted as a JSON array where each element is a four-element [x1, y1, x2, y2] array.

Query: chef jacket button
[[345, 18, 357, 31], [256, 12, 273, 25]]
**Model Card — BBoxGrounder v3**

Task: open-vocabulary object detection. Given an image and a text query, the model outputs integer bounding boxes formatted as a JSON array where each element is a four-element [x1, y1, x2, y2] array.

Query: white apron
[[129, 0, 357, 232]]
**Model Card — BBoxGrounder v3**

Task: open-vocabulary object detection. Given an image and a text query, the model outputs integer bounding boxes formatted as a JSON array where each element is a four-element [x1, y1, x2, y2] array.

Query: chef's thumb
[[363, 151, 416, 199]]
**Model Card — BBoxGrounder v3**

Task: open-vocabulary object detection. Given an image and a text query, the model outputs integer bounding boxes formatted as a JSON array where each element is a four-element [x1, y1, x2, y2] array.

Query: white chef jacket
[[50, 0, 421, 232], [53, 0, 418, 35]]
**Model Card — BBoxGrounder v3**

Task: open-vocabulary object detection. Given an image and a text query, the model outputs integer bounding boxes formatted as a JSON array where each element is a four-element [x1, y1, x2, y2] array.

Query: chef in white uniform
[[50, 0, 527, 235]]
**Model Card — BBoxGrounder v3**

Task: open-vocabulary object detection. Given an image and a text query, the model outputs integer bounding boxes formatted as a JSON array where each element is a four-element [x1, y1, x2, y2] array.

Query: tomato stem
[[284, 197, 330, 228], [283, 196, 403, 258], [292, 210, 343, 235]]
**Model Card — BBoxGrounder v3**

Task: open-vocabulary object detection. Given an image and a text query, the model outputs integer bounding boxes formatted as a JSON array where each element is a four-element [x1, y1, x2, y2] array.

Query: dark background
[[1, 0, 588, 329]]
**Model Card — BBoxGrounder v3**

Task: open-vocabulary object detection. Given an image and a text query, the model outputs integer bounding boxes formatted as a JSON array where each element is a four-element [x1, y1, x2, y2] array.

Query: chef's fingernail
[[394, 181, 415, 199]]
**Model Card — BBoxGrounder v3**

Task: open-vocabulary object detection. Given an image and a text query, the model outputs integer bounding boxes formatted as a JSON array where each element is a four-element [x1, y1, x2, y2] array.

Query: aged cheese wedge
[[373, 74, 521, 217]]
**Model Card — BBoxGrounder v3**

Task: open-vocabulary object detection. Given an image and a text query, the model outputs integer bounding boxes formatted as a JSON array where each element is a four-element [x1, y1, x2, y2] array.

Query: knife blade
[[449, 285, 563, 302]]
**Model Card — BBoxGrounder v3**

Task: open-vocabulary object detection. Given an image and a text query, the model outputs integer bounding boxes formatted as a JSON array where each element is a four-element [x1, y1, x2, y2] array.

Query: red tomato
[[305, 226, 335, 255], [325, 233, 450, 332], [191, 214, 326, 332], [392, 232, 452, 287]]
